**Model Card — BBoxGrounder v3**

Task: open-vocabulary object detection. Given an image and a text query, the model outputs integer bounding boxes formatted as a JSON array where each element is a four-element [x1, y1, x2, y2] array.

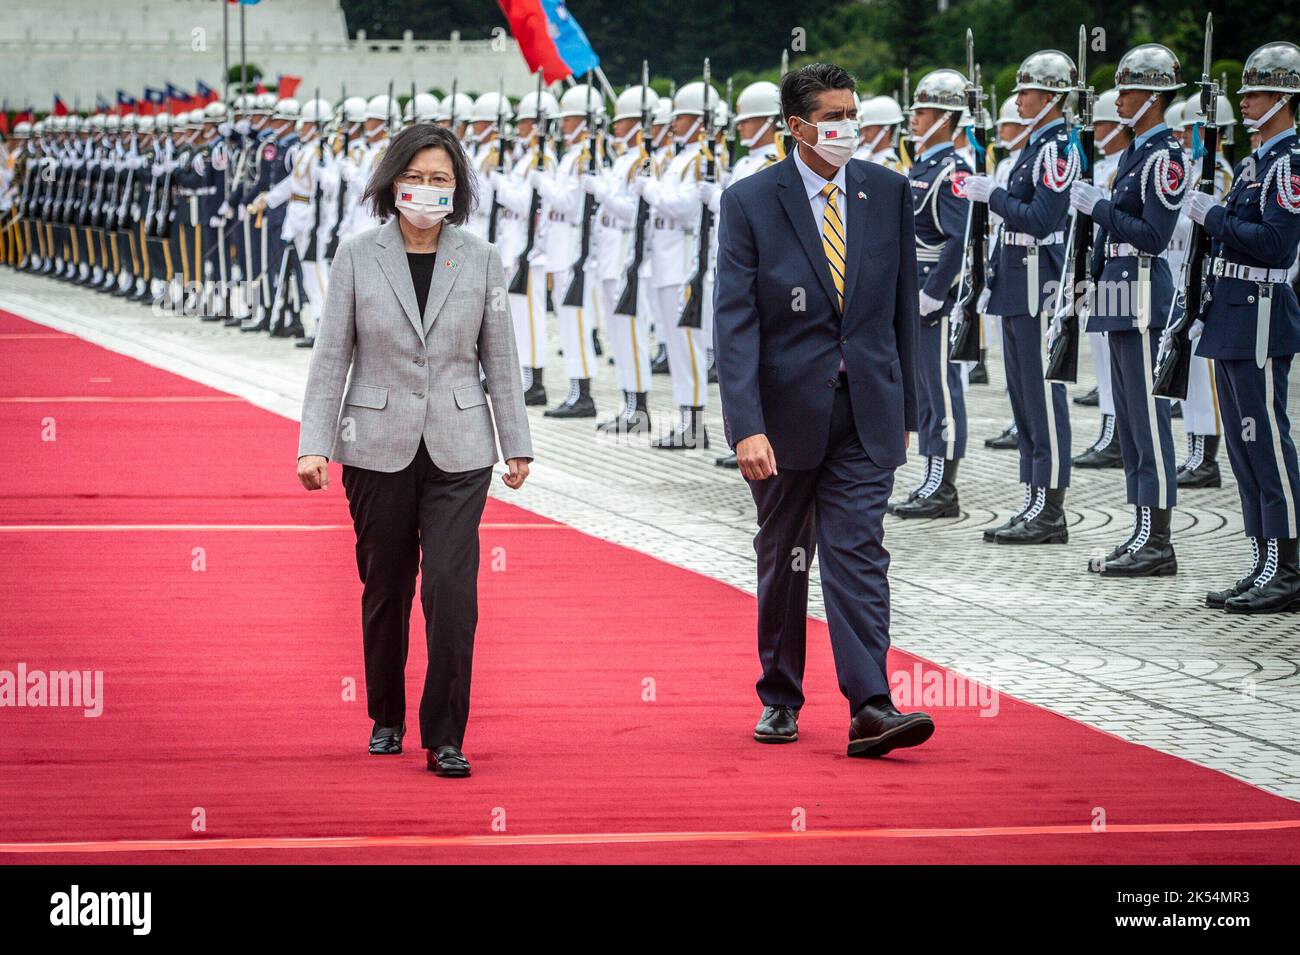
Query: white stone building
[[1, 0, 535, 110]]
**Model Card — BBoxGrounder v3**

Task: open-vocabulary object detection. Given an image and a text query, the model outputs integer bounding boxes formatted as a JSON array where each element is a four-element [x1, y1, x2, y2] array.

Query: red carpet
[[2, 307, 1298, 864]]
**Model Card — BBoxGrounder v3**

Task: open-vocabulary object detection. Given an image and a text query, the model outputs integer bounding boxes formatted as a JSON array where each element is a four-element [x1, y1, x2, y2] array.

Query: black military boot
[[1177, 434, 1222, 488], [295, 336, 316, 349], [982, 485, 1034, 542], [996, 487, 1068, 544], [522, 367, 547, 406], [985, 421, 1019, 449], [969, 349, 989, 385], [544, 378, 596, 418], [651, 406, 708, 450], [892, 459, 960, 519], [1097, 506, 1177, 577], [1206, 537, 1267, 609], [1073, 413, 1123, 468], [1224, 539, 1300, 614], [889, 456, 933, 514], [650, 342, 670, 375], [1073, 385, 1100, 406], [1088, 507, 1144, 572]]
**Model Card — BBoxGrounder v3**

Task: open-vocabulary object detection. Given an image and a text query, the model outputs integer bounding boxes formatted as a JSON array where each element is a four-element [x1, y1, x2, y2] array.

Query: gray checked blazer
[[298, 217, 534, 473]]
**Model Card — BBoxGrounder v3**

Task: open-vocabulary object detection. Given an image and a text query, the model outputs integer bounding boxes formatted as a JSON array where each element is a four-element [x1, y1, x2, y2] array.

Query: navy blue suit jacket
[[713, 153, 919, 470]]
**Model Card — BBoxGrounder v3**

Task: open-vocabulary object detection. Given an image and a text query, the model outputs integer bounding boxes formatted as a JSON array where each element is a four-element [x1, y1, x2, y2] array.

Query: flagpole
[[222, 0, 230, 104], [239, 2, 247, 99]]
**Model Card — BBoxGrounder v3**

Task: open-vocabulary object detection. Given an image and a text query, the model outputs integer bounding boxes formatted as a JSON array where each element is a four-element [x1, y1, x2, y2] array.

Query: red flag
[[276, 74, 302, 98], [497, 0, 570, 84], [0, 112, 9, 136], [15, 109, 34, 125], [52, 95, 69, 117]]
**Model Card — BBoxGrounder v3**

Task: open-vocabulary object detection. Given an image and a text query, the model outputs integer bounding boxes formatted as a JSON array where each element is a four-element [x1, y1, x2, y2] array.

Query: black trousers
[[341, 438, 493, 749], [746, 381, 895, 717]]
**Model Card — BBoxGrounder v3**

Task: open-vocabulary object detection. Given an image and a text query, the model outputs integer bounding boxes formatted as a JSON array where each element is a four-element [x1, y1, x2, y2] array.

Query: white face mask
[[741, 118, 773, 149], [394, 183, 454, 228], [234, 119, 251, 137], [794, 116, 858, 167]]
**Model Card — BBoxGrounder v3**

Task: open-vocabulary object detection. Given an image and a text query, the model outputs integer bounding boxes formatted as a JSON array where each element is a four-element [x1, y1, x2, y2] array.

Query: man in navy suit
[[713, 63, 934, 758]]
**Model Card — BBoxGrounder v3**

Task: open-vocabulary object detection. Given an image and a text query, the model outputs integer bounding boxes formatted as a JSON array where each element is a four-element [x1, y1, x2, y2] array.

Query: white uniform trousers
[[508, 261, 549, 371], [656, 283, 709, 408], [602, 277, 652, 395], [553, 268, 599, 381]]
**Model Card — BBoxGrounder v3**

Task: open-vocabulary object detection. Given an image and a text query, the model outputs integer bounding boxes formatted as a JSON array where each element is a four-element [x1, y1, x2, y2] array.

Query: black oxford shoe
[[369, 722, 405, 755], [427, 745, 471, 777], [847, 696, 934, 758], [754, 705, 799, 743]]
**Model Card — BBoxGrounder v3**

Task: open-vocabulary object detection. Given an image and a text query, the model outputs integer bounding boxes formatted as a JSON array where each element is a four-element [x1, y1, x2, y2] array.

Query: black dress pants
[[341, 438, 493, 749]]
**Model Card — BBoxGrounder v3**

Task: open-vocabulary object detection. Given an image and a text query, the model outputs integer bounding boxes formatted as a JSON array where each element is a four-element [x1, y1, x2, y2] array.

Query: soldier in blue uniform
[[1188, 41, 1300, 614], [890, 69, 972, 519], [964, 50, 1078, 544], [1071, 44, 1187, 577]]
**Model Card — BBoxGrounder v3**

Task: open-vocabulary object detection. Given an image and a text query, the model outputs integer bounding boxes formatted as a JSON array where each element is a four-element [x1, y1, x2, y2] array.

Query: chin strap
[[910, 114, 953, 153], [1120, 91, 1160, 128], [741, 118, 773, 149], [1243, 93, 1293, 131]]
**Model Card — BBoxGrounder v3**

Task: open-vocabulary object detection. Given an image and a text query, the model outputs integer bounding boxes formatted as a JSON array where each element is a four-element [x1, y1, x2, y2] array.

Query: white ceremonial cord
[[1258, 152, 1300, 215], [1033, 137, 1080, 193], [1138, 149, 1188, 211]]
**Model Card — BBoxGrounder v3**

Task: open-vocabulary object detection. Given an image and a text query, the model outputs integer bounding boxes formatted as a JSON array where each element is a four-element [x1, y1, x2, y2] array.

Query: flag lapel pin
[[445, 259, 458, 270], [856, 191, 867, 200]]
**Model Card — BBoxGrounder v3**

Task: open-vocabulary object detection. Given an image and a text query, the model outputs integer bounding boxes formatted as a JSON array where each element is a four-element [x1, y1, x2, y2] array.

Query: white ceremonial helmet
[[859, 94, 905, 126], [273, 98, 300, 121], [515, 89, 559, 123], [558, 83, 606, 119], [672, 80, 721, 117], [364, 94, 400, 125], [403, 92, 440, 123], [471, 91, 513, 124], [341, 96, 368, 124], [734, 80, 781, 122], [614, 85, 660, 122], [298, 98, 333, 125], [1092, 88, 1121, 124], [438, 91, 475, 124]]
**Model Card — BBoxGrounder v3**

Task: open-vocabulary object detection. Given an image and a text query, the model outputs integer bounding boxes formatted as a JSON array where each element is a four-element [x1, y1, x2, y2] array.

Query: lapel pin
[[856, 191, 866, 200], [445, 258, 458, 269]]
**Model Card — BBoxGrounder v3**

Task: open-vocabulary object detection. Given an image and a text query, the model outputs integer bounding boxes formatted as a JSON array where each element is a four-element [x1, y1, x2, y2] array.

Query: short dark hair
[[780, 62, 857, 124], [364, 123, 477, 225]]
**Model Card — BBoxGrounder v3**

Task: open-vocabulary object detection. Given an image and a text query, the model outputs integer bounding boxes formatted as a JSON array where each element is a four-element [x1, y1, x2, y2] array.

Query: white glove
[[697, 181, 721, 208], [964, 175, 995, 203], [1185, 191, 1217, 225], [581, 173, 603, 196], [1189, 318, 1205, 341], [977, 287, 992, 314], [629, 175, 648, 198], [237, 204, 248, 221], [527, 169, 545, 191], [918, 290, 946, 316], [489, 170, 506, 190], [130, 203, 141, 221], [1159, 325, 1174, 356], [1069, 180, 1103, 215], [217, 201, 232, 219], [208, 215, 222, 229], [151, 162, 164, 177]]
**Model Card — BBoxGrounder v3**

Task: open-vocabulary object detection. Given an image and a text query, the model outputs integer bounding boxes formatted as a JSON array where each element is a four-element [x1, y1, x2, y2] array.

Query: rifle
[[1045, 25, 1094, 383], [562, 71, 600, 309], [386, 79, 394, 136], [948, 32, 988, 362], [324, 83, 349, 261], [724, 76, 736, 166], [508, 69, 547, 297], [678, 59, 715, 330], [615, 60, 652, 317], [156, 133, 177, 238], [309, 87, 324, 263], [1153, 12, 1217, 400], [899, 68, 913, 169], [487, 76, 506, 245]]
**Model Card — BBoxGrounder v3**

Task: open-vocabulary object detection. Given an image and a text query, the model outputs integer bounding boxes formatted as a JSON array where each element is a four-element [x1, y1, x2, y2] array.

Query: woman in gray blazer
[[296, 124, 534, 778]]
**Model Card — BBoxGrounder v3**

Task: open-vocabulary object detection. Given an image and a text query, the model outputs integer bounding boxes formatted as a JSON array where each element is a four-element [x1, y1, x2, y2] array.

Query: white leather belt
[[1105, 242, 1153, 258], [1003, 230, 1064, 246], [1211, 258, 1288, 284]]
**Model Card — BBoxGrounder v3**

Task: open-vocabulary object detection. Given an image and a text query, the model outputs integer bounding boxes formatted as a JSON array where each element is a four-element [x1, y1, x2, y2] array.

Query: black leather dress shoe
[[427, 745, 471, 777], [715, 452, 739, 468], [984, 423, 1019, 449], [847, 696, 934, 758], [1073, 385, 1100, 406], [754, 704, 799, 742], [369, 722, 405, 755]]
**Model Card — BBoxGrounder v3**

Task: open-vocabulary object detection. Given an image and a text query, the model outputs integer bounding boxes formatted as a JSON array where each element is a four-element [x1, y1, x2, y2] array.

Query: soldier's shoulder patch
[[193, 153, 207, 175], [950, 169, 970, 197], [210, 147, 226, 171], [1276, 174, 1300, 213], [262, 143, 277, 163]]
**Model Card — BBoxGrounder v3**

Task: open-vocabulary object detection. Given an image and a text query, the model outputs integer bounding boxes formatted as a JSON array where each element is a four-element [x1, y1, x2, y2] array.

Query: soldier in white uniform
[[493, 88, 558, 406], [1073, 88, 1132, 468], [586, 82, 661, 434], [647, 97, 674, 376], [1170, 92, 1237, 488], [437, 90, 475, 144], [636, 80, 720, 449], [534, 82, 605, 419], [466, 91, 512, 242], [336, 94, 397, 241], [853, 94, 906, 171]]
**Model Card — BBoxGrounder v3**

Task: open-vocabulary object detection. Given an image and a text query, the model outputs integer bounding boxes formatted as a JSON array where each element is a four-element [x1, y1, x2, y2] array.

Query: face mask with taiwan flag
[[795, 117, 859, 168], [395, 183, 455, 228]]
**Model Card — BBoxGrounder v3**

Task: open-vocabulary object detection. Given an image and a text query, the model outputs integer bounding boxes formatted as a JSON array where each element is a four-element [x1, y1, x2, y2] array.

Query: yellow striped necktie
[[820, 181, 845, 312]]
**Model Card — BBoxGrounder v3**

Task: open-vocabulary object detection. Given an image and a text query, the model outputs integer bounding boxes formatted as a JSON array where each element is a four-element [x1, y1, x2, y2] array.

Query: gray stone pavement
[[3, 269, 1298, 802]]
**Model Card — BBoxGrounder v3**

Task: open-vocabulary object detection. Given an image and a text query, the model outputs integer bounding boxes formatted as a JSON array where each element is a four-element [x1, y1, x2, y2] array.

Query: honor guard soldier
[[889, 69, 972, 518], [336, 93, 396, 241], [535, 81, 606, 419], [646, 96, 674, 377], [1073, 88, 1132, 469], [854, 95, 906, 171], [240, 97, 299, 333], [492, 86, 558, 405], [438, 90, 475, 143], [405, 92, 440, 127], [964, 49, 1078, 544], [712, 80, 784, 466], [636, 79, 721, 448], [587, 81, 661, 434], [467, 91, 512, 241], [1187, 42, 1300, 613], [176, 102, 225, 316], [1171, 91, 1237, 487], [1072, 43, 1187, 577]]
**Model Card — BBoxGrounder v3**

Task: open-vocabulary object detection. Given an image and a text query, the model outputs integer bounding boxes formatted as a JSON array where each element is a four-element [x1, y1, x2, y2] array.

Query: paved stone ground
[[3, 269, 1299, 801]]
